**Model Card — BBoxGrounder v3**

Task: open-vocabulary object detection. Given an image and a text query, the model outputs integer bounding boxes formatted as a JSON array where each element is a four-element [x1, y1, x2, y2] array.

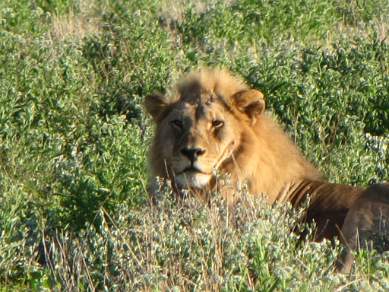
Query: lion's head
[[145, 69, 265, 191], [146, 68, 321, 201]]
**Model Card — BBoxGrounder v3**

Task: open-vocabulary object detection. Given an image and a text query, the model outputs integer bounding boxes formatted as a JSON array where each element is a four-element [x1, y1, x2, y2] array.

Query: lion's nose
[[181, 147, 206, 162]]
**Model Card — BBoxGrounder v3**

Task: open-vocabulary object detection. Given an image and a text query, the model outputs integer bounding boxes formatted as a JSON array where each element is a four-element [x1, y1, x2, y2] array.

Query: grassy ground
[[0, 0, 388, 290]]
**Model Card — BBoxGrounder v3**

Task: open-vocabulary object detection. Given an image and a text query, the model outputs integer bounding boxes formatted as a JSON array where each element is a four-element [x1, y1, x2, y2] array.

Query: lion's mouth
[[174, 166, 212, 189], [175, 164, 211, 176]]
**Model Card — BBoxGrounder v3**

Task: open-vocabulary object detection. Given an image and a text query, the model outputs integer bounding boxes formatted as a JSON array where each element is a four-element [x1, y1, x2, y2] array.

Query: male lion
[[145, 68, 389, 273]]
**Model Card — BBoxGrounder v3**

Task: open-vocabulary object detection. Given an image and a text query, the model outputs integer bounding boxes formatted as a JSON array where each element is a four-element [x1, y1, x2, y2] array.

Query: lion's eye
[[170, 119, 183, 129], [212, 120, 224, 128]]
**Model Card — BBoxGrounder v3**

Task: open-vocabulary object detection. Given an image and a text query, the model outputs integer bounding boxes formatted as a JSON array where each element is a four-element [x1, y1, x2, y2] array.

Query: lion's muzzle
[[180, 147, 206, 163]]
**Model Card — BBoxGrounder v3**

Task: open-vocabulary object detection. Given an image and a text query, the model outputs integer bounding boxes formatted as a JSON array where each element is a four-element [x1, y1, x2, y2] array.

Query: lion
[[144, 68, 389, 273]]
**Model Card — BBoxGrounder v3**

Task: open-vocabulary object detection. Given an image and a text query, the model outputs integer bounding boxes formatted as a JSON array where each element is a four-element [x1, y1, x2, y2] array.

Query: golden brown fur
[[145, 68, 389, 273]]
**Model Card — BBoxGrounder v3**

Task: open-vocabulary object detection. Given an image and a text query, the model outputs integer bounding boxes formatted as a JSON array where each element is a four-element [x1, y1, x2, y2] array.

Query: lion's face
[[159, 92, 242, 189], [145, 69, 265, 190]]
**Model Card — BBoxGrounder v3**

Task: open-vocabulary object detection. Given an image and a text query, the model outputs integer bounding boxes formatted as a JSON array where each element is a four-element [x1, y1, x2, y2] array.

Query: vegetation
[[0, 0, 388, 290]]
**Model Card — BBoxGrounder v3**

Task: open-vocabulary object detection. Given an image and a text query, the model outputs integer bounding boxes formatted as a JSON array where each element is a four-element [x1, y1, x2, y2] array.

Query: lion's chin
[[175, 172, 211, 189]]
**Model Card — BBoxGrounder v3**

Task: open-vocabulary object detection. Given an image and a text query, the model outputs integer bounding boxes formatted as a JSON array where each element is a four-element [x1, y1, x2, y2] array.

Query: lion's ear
[[232, 89, 265, 124], [144, 93, 169, 122]]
